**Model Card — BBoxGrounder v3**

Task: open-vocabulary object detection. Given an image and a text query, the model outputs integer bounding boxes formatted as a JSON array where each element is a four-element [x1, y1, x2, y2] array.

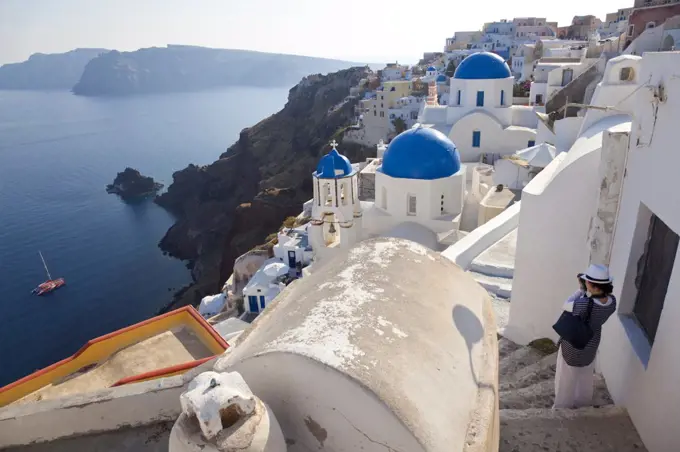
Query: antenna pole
[[39, 251, 53, 280]]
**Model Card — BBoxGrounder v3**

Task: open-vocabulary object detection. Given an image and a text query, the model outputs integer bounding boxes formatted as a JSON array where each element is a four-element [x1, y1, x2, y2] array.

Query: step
[[473, 228, 517, 268], [468, 260, 514, 278], [498, 337, 522, 360], [500, 353, 557, 391], [468, 271, 513, 299], [499, 405, 648, 452], [499, 346, 547, 378], [499, 376, 612, 410], [490, 295, 510, 334]]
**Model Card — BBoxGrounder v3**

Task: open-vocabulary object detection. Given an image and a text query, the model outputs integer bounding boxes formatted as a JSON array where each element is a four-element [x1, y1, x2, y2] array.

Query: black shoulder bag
[[552, 297, 594, 350]]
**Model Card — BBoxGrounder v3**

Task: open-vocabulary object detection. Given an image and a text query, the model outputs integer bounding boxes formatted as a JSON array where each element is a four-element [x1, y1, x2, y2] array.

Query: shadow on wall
[[453, 304, 493, 390]]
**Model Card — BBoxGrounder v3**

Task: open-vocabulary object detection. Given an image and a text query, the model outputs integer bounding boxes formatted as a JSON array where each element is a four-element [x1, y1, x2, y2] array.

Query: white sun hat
[[579, 264, 613, 284]]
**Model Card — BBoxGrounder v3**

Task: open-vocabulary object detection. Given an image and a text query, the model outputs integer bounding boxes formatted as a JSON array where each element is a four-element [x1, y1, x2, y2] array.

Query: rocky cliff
[[72, 45, 362, 96], [106, 168, 163, 199], [0, 48, 108, 90], [156, 67, 374, 310]]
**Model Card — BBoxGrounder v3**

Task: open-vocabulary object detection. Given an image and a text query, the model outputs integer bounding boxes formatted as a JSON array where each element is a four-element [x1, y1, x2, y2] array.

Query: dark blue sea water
[[0, 87, 290, 386]]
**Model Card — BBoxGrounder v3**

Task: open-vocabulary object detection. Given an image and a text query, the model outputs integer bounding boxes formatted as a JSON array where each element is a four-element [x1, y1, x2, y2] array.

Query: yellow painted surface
[[0, 309, 226, 407], [382, 81, 412, 101]]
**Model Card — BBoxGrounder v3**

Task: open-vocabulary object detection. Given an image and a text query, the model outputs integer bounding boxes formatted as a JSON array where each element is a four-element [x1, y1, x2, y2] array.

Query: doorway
[[248, 295, 259, 313], [288, 250, 296, 268]]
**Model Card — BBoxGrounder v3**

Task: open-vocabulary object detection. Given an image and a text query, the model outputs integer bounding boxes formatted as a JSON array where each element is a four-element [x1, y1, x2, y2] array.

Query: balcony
[[638, 0, 680, 7]]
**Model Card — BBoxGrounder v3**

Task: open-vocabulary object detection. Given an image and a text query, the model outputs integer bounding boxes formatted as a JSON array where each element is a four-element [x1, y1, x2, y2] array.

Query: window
[[381, 95, 384, 100], [528, 140, 535, 147], [380, 111, 384, 118], [535, 94, 544, 105], [472, 131, 481, 148], [561, 68, 574, 86], [457, 90, 462, 105], [440, 194, 445, 214], [620, 67, 635, 81], [374, 110, 376, 116], [407, 194, 417, 216], [476, 91, 485, 107], [500, 90, 505, 106], [645, 21, 656, 30], [628, 24, 635, 36], [324, 184, 332, 206], [632, 214, 678, 345]]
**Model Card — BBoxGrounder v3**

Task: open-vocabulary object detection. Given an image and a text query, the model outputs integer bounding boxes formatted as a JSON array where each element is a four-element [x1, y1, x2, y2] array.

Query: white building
[[388, 96, 425, 130], [309, 144, 363, 258], [382, 64, 407, 81], [273, 225, 313, 272], [484, 19, 515, 35], [241, 259, 288, 316], [511, 43, 539, 81], [505, 49, 680, 451], [418, 51, 538, 163], [310, 129, 466, 260], [529, 55, 596, 106], [492, 142, 557, 189]]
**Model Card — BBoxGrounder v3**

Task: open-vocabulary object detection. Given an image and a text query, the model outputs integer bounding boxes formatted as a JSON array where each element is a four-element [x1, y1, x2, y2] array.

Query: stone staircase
[[498, 337, 648, 452], [467, 229, 517, 332], [466, 225, 647, 451]]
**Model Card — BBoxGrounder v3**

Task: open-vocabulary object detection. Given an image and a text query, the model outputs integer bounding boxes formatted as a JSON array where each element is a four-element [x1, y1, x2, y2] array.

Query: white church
[[418, 51, 539, 162], [309, 129, 466, 257]]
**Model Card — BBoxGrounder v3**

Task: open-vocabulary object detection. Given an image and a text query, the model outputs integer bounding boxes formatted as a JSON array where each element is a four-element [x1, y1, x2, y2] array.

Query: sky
[[1, 0, 630, 65]]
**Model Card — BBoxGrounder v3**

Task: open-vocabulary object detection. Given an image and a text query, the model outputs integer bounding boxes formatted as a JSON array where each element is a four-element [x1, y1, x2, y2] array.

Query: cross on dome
[[329, 139, 339, 150]]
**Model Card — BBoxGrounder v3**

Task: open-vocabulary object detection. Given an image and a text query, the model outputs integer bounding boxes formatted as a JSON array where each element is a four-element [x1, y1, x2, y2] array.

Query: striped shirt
[[559, 291, 617, 367]]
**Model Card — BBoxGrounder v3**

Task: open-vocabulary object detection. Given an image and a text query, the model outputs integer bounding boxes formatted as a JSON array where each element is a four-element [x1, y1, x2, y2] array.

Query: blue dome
[[427, 66, 436, 71], [436, 74, 447, 82], [381, 128, 461, 180], [315, 148, 353, 179], [454, 52, 512, 80]]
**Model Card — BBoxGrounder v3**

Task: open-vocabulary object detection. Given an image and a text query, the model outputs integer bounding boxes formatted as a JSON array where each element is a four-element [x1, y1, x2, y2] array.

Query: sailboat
[[31, 251, 66, 296]]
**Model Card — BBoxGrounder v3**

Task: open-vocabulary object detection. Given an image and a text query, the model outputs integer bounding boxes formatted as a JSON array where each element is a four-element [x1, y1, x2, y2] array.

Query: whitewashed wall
[[599, 52, 680, 452], [374, 169, 465, 221], [449, 112, 537, 162], [505, 116, 633, 343], [578, 55, 641, 135], [493, 159, 531, 189]]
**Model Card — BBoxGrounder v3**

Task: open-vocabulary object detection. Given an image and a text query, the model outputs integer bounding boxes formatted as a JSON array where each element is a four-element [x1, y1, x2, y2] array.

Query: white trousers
[[553, 348, 595, 409]]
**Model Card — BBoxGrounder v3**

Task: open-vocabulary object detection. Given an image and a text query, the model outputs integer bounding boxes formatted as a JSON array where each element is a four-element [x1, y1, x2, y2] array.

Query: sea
[[0, 87, 291, 386]]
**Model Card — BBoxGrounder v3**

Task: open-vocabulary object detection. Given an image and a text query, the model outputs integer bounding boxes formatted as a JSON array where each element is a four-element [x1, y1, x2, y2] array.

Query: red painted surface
[[110, 356, 216, 387], [629, 5, 680, 41], [0, 306, 228, 395]]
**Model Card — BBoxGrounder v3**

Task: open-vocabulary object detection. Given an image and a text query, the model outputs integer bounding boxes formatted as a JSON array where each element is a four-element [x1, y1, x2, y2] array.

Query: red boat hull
[[33, 278, 66, 296]]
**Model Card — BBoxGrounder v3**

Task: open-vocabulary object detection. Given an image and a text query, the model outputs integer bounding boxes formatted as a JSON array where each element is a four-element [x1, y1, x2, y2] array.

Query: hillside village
[[2, 1, 680, 451]]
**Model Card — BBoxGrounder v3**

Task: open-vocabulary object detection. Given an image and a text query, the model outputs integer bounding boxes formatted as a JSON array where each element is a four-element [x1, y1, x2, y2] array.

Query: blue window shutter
[[476, 91, 484, 107], [457, 90, 461, 105], [472, 131, 481, 148], [528, 140, 536, 147], [500, 90, 505, 106]]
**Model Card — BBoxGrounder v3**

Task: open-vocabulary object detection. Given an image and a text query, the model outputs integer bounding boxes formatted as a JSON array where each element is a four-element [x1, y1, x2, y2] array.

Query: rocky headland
[[107, 168, 163, 199], [155, 66, 374, 310], [0, 48, 108, 90], [72, 45, 362, 96]]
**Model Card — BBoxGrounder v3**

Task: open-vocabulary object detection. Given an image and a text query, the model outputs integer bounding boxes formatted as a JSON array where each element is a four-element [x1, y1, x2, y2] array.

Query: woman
[[554, 264, 617, 409]]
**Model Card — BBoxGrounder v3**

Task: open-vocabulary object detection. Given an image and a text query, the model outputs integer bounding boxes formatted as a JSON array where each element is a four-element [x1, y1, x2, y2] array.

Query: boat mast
[[39, 251, 53, 280]]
